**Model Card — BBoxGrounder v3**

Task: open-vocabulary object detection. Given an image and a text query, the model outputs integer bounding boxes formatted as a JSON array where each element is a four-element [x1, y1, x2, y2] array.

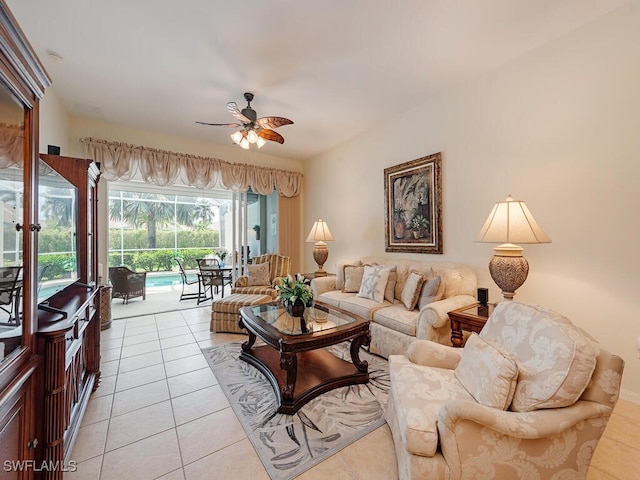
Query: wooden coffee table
[[238, 302, 370, 414]]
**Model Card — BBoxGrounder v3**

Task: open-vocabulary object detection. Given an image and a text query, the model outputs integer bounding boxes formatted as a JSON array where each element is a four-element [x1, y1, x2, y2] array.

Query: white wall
[[38, 88, 69, 154], [304, 4, 640, 399]]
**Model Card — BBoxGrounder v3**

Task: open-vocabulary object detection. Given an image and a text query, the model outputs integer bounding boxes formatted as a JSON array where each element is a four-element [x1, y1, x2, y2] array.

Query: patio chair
[[176, 259, 200, 301], [197, 258, 232, 304], [0, 266, 22, 325], [109, 266, 147, 304]]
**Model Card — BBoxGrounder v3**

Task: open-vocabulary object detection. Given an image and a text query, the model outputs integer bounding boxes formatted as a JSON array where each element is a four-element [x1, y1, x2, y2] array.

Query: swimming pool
[[145, 272, 190, 288], [39, 271, 194, 299]]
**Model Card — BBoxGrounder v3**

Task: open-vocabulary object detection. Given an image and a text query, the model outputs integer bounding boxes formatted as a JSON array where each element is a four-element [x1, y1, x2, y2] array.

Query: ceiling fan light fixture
[[230, 131, 243, 145], [198, 92, 293, 149], [247, 129, 259, 144]]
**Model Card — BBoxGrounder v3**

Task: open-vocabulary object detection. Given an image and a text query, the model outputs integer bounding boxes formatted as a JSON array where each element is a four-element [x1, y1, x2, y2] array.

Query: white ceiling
[[6, 0, 628, 160]]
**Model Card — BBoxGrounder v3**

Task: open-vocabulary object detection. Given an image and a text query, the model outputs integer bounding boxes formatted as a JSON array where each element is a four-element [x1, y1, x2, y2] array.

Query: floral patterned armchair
[[386, 301, 624, 480]]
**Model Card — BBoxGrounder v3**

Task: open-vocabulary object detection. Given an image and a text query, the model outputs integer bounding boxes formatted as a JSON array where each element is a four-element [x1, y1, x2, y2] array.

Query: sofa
[[310, 256, 477, 358], [386, 301, 624, 480]]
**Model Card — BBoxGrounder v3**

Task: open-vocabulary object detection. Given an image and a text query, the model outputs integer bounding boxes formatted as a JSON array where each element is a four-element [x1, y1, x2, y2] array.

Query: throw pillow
[[342, 265, 365, 293], [455, 333, 518, 410], [384, 269, 397, 303], [246, 262, 270, 286], [356, 266, 390, 303], [400, 271, 425, 310], [417, 275, 444, 309], [335, 260, 361, 290]]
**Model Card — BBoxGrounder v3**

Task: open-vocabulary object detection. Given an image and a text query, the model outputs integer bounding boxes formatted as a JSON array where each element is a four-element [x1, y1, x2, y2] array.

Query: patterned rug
[[202, 342, 390, 480]]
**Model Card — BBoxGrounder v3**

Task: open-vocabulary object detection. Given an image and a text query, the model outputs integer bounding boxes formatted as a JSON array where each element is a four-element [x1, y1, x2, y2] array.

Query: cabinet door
[[0, 68, 27, 364], [0, 376, 33, 480]]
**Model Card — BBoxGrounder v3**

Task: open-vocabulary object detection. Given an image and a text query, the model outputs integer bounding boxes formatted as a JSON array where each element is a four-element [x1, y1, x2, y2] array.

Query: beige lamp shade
[[306, 219, 334, 277], [476, 196, 550, 300], [306, 219, 334, 243], [476, 195, 551, 247]]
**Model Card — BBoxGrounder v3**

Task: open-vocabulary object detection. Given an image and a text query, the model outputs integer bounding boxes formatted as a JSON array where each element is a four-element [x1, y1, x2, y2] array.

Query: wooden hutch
[[0, 2, 102, 479]]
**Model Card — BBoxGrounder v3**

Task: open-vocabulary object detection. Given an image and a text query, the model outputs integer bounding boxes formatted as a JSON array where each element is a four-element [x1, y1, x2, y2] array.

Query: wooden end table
[[448, 303, 494, 347], [238, 301, 370, 414]]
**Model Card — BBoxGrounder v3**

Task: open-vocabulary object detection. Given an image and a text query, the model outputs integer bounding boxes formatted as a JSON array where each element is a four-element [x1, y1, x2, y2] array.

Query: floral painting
[[384, 152, 442, 254]]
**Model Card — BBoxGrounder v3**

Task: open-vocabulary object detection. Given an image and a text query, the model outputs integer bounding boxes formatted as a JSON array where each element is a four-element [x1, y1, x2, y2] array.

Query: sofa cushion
[[317, 290, 353, 308], [401, 271, 425, 310], [246, 262, 271, 286], [480, 302, 597, 412], [373, 304, 419, 337], [416, 275, 444, 310], [389, 355, 474, 457], [342, 265, 365, 293], [339, 295, 389, 320], [357, 265, 390, 303], [454, 333, 518, 410]]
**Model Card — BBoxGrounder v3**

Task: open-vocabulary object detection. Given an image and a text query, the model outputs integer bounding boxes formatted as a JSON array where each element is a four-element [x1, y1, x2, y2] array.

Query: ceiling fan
[[196, 92, 293, 149]]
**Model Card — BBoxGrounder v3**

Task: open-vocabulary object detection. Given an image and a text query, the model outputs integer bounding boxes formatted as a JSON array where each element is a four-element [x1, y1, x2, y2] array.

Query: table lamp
[[476, 195, 550, 300], [306, 219, 334, 277]]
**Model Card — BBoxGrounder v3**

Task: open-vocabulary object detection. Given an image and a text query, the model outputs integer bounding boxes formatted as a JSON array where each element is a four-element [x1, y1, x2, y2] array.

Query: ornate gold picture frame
[[384, 152, 442, 254]]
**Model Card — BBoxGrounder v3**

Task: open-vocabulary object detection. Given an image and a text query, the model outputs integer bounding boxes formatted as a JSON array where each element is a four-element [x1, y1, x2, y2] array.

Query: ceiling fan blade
[[227, 102, 252, 123], [255, 116, 294, 129], [258, 129, 285, 144], [195, 121, 241, 127]]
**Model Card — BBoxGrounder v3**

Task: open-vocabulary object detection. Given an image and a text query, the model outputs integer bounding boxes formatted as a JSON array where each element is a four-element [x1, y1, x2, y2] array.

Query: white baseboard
[[619, 389, 640, 405]]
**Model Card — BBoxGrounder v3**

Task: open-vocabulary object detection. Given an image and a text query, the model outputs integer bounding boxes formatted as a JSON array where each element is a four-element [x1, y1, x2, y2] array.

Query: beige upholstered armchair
[[231, 253, 291, 299], [386, 301, 624, 480]]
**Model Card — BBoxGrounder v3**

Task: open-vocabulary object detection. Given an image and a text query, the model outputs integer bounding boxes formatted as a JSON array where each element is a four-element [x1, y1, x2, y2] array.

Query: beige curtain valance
[[0, 123, 24, 168], [80, 137, 302, 197]]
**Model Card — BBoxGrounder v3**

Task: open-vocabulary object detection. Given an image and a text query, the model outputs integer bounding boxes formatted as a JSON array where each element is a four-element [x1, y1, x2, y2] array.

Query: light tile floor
[[70, 305, 639, 480]]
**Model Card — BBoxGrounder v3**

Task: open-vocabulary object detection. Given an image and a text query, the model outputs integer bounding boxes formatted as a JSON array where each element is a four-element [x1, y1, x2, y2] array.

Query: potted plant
[[408, 214, 430, 239], [253, 224, 260, 240], [393, 207, 406, 239], [275, 273, 313, 317], [213, 247, 228, 266]]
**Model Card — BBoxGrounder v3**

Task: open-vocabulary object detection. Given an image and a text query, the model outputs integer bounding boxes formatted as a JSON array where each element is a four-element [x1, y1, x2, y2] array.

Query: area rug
[[202, 342, 390, 480]]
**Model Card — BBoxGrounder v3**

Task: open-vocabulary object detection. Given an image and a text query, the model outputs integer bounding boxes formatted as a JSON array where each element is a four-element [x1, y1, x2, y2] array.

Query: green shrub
[[108, 248, 215, 272]]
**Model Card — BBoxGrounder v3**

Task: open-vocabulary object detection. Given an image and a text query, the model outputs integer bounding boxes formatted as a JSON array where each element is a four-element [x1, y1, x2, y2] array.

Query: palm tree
[[109, 193, 175, 248], [41, 189, 74, 226]]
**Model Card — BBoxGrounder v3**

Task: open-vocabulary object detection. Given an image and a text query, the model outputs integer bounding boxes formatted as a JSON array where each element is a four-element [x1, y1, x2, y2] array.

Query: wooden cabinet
[[35, 155, 102, 477], [0, 2, 50, 479], [0, 3, 102, 478], [36, 285, 101, 477]]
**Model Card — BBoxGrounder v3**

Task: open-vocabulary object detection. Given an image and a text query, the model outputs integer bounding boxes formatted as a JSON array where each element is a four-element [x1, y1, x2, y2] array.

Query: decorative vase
[[286, 300, 305, 318], [394, 221, 405, 239]]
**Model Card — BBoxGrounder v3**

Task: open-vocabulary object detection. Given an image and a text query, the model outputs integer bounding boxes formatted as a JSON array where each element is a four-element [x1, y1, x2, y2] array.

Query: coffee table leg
[[350, 332, 370, 373], [239, 317, 256, 352], [280, 352, 297, 402]]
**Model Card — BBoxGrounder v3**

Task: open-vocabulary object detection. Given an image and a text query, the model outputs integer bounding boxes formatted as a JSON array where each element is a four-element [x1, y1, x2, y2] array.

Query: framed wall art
[[384, 152, 442, 254]]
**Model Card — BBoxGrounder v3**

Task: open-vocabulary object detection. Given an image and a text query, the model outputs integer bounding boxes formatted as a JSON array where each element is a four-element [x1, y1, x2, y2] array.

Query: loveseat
[[310, 256, 477, 358], [386, 301, 624, 480]]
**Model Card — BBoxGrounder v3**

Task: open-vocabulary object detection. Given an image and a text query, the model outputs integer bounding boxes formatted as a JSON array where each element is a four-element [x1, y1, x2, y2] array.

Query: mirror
[[0, 79, 25, 364]]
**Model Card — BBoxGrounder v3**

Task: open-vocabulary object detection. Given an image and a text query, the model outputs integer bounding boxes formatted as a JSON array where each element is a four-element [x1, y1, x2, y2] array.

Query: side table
[[448, 303, 494, 347]]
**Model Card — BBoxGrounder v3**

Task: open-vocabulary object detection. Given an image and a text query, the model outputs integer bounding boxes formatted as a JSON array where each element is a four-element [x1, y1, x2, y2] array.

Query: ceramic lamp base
[[489, 244, 529, 300], [312, 242, 329, 277]]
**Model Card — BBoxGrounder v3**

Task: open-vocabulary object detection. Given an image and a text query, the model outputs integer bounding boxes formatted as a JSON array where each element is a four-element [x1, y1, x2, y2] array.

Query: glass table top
[[247, 303, 358, 336]]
